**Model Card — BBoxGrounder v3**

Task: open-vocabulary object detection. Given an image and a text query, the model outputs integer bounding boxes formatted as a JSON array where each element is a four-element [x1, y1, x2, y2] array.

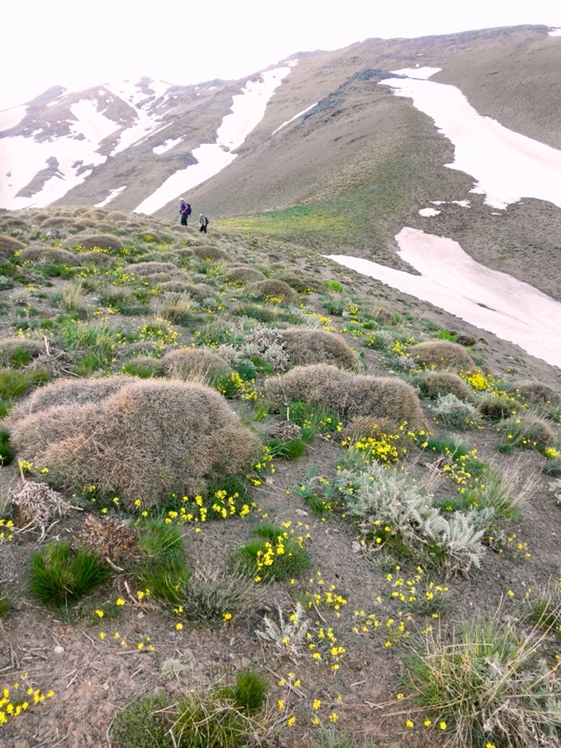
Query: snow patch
[[69, 100, 118, 144], [419, 207, 440, 217], [153, 137, 183, 155], [327, 227, 561, 369], [272, 102, 317, 134], [134, 64, 295, 215], [548, 28, 561, 36], [94, 185, 127, 208], [380, 72, 561, 210], [390, 67, 441, 80]]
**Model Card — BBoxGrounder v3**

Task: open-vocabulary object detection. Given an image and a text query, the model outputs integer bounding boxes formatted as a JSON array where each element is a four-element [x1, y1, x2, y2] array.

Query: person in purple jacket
[[179, 198, 191, 226]]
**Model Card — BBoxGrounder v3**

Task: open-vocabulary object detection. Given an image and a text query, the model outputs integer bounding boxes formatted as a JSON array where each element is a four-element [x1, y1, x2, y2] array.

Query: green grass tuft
[[29, 541, 110, 608]]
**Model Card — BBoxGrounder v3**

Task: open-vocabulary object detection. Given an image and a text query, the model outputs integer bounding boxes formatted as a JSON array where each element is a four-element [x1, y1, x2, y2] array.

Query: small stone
[[54, 645, 65, 655], [351, 541, 361, 553]]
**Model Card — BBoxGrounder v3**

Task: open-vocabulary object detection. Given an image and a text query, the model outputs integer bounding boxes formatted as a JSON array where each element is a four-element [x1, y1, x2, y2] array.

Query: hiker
[[179, 198, 191, 226], [199, 214, 209, 233]]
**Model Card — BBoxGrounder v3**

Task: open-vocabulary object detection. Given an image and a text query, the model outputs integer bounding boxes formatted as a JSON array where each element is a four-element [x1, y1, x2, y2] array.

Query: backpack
[[185, 203, 192, 215]]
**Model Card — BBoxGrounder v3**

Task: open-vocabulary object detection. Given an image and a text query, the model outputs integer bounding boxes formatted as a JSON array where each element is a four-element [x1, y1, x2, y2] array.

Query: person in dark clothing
[[199, 214, 209, 233], [179, 198, 191, 226]]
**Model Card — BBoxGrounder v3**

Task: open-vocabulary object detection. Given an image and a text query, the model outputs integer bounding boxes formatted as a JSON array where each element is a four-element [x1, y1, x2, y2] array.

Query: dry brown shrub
[[0, 338, 44, 366], [170, 248, 194, 261], [10, 481, 68, 530], [7, 375, 134, 421], [415, 371, 474, 401], [69, 234, 124, 252], [137, 231, 164, 243], [69, 515, 139, 563], [366, 301, 396, 325], [158, 281, 216, 301], [104, 211, 129, 222], [264, 364, 425, 428], [343, 416, 400, 439], [19, 246, 81, 265], [247, 279, 299, 303], [162, 348, 232, 383], [273, 272, 323, 293], [409, 340, 476, 371], [93, 222, 117, 232], [9, 379, 259, 506], [124, 261, 181, 277], [191, 246, 231, 261], [278, 328, 360, 371], [40, 217, 73, 228], [511, 380, 561, 407], [69, 218, 97, 229], [79, 251, 115, 267], [0, 217, 29, 230], [226, 265, 266, 284], [0, 234, 25, 258], [141, 251, 168, 263], [270, 421, 303, 441]]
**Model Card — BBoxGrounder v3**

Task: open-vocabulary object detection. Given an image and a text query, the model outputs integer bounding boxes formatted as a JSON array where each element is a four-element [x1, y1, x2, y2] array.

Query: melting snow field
[[134, 64, 296, 215], [0, 100, 117, 210], [327, 228, 561, 369], [381, 68, 561, 210], [95, 185, 127, 208]]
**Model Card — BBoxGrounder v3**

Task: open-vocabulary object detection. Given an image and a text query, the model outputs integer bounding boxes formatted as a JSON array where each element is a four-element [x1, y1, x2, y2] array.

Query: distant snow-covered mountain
[[0, 68, 293, 213]]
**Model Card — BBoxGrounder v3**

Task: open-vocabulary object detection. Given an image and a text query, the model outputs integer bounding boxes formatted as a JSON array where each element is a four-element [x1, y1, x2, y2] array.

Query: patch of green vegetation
[[134, 520, 190, 606], [0, 429, 14, 465], [267, 437, 308, 460], [408, 618, 561, 748], [233, 523, 311, 581], [0, 367, 50, 399], [29, 541, 110, 608]]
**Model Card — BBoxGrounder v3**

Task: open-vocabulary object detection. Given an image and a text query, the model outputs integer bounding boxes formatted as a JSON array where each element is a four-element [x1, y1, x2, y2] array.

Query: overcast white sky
[[2, 0, 561, 112]]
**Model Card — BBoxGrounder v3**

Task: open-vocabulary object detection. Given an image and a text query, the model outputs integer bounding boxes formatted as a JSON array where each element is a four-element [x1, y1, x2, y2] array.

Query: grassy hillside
[[160, 26, 561, 303], [1, 207, 561, 747]]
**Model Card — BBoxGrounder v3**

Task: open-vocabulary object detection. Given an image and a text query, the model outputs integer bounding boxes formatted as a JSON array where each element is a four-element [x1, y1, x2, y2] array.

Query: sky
[[2, 0, 561, 112]]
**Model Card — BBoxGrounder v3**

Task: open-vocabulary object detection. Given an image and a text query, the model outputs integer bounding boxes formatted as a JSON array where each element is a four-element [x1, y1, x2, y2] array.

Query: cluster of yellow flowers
[[0, 518, 14, 543], [0, 684, 54, 725]]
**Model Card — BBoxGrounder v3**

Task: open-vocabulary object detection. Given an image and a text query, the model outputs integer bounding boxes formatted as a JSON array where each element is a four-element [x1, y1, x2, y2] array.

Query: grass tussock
[[226, 265, 267, 284], [0, 338, 44, 367], [415, 371, 474, 401], [511, 379, 561, 407], [498, 412, 556, 453], [158, 280, 217, 301], [408, 619, 561, 748], [19, 246, 80, 266], [162, 348, 233, 383], [29, 541, 110, 608], [247, 279, 299, 303], [180, 565, 264, 623], [409, 341, 477, 372], [8, 378, 260, 506], [110, 672, 269, 748], [279, 328, 360, 371], [264, 364, 426, 429], [69, 234, 124, 252], [0, 234, 25, 258], [124, 261, 181, 278]]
